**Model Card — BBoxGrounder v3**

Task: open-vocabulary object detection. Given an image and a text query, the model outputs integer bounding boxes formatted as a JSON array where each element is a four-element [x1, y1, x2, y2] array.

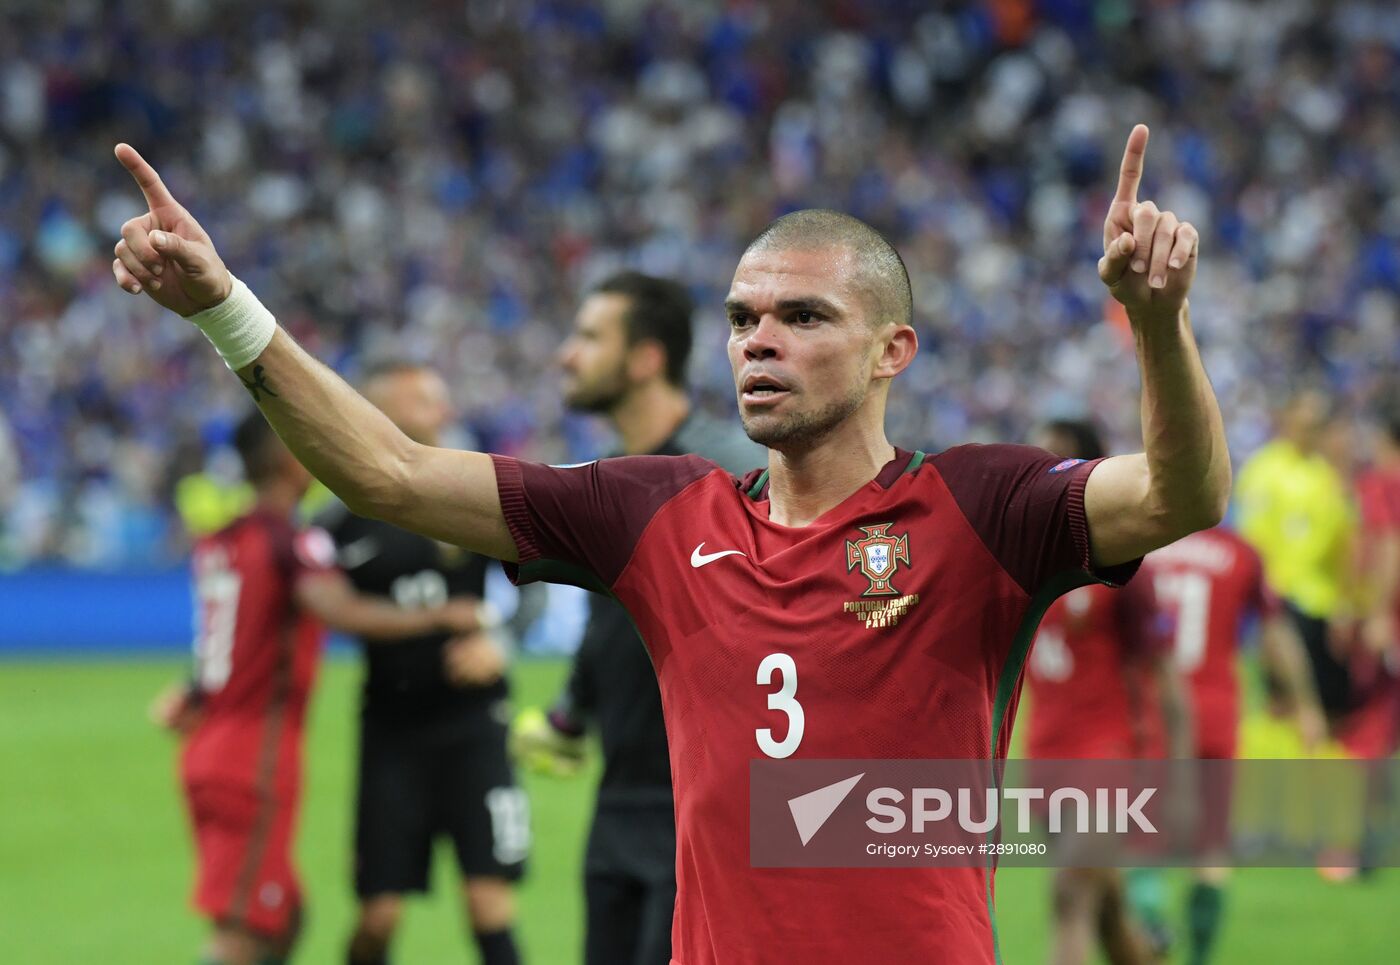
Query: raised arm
[[1083, 125, 1231, 567], [111, 144, 516, 560]]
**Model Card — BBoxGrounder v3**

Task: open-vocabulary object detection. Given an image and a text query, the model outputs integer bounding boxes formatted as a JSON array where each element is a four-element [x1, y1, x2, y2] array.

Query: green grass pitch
[[2, 656, 1397, 962]]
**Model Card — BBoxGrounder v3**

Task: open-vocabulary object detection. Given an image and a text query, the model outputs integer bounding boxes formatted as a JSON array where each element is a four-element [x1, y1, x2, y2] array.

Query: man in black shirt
[[320, 361, 526, 965], [517, 272, 760, 965]]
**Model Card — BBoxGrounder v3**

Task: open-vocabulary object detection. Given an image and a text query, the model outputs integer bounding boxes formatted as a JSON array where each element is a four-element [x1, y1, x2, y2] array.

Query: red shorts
[[184, 781, 302, 939]]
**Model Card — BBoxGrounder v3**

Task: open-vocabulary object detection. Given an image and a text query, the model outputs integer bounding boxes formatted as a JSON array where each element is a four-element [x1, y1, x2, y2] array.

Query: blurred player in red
[[1319, 409, 1400, 881], [1025, 419, 1192, 965], [151, 413, 483, 965], [1142, 525, 1323, 964], [1341, 411, 1400, 761]]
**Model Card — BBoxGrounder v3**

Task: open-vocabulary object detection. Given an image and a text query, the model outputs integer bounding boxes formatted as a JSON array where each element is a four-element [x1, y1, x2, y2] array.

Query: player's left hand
[[444, 631, 507, 686], [1098, 125, 1199, 324], [148, 683, 203, 735]]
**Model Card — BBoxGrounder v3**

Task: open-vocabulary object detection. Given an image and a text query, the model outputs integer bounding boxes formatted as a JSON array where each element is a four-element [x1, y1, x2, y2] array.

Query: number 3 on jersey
[[756, 653, 804, 758]]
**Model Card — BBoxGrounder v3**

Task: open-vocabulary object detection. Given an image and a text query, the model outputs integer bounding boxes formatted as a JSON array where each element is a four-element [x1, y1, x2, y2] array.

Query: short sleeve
[[930, 443, 1140, 596], [492, 453, 720, 591]]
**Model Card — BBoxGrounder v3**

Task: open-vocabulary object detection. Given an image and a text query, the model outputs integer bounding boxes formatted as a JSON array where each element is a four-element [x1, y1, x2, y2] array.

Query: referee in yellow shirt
[[1237, 390, 1357, 718]]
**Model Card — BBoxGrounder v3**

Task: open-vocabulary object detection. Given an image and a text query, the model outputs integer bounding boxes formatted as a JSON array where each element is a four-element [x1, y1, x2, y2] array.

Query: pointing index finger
[[1113, 124, 1150, 204], [114, 143, 178, 211]]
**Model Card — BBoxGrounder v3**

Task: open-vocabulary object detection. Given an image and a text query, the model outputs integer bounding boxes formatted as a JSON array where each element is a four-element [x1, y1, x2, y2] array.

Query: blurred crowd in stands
[[3, 0, 1400, 568]]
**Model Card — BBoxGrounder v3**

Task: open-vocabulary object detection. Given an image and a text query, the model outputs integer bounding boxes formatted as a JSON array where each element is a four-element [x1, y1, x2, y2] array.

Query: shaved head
[[744, 209, 913, 329]]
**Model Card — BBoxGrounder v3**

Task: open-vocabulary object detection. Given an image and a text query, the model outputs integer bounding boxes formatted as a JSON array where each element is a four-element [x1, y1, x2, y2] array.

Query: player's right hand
[[510, 707, 585, 778], [148, 683, 203, 736], [112, 143, 231, 317]]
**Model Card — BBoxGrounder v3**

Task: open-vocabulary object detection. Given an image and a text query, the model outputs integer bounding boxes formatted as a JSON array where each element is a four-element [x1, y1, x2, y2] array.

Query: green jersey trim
[[746, 469, 770, 500]]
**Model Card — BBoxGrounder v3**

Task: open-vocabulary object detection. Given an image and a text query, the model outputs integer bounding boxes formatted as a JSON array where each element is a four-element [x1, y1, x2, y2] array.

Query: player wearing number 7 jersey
[[116, 124, 1229, 964], [149, 413, 485, 965], [1143, 526, 1324, 762], [1140, 526, 1323, 965]]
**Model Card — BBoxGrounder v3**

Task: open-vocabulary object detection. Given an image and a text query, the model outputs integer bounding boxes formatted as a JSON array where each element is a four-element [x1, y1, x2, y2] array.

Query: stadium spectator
[[0, 411, 18, 566], [5, 1, 1400, 566]]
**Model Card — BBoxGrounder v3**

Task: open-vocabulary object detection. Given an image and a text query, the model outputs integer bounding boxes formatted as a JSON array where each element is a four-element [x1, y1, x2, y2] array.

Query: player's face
[[725, 246, 880, 451], [367, 369, 452, 447], [558, 293, 631, 413]]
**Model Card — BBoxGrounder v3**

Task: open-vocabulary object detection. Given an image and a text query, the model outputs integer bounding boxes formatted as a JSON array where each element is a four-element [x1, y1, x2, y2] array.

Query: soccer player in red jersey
[[117, 125, 1230, 964], [1322, 412, 1400, 881], [1343, 413, 1400, 760], [1024, 420, 1190, 965], [1141, 525, 1323, 964], [1144, 528, 1325, 763], [151, 414, 484, 965]]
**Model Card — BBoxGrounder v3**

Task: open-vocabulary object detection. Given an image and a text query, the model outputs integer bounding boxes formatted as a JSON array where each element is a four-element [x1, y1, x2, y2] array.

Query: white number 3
[[756, 652, 804, 759]]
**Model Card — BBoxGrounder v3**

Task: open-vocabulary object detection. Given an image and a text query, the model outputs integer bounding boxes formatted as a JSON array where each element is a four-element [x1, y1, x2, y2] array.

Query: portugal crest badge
[[845, 522, 910, 597]]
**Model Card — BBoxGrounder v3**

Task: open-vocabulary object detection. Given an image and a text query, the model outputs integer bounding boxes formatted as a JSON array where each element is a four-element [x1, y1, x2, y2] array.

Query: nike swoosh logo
[[690, 542, 746, 568], [337, 536, 379, 569]]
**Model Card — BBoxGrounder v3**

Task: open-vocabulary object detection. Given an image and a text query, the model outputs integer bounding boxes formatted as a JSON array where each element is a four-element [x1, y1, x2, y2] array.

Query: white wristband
[[188, 275, 278, 371]]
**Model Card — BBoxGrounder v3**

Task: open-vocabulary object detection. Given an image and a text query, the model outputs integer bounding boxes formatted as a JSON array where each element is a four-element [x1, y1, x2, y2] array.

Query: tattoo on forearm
[[239, 364, 278, 402]]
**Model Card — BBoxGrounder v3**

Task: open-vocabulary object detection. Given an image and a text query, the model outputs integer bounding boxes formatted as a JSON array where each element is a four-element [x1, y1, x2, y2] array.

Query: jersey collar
[[741, 447, 925, 501]]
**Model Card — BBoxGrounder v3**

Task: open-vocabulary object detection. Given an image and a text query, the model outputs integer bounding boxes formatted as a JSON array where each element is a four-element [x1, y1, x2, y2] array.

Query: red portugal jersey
[[1342, 468, 1400, 758], [1357, 466, 1400, 627], [1140, 527, 1277, 759], [1024, 577, 1171, 760], [492, 446, 1137, 965], [181, 509, 334, 795]]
